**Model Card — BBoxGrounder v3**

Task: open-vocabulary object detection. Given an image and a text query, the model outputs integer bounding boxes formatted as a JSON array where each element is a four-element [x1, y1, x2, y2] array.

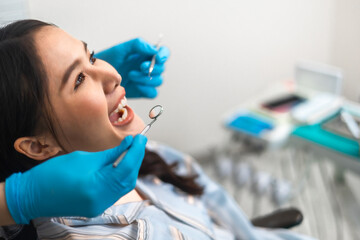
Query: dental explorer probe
[[148, 34, 163, 78], [113, 105, 164, 168], [340, 110, 360, 139]]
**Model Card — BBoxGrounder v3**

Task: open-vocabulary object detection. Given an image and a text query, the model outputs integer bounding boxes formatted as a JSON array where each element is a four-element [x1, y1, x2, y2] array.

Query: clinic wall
[[27, 0, 336, 154], [331, 0, 360, 101]]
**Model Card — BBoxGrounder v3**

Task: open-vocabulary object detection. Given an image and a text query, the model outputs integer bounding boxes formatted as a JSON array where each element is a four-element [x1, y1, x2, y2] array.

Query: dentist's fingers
[[140, 62, 166, 75], [100, 135, 134, 166], [116, 135, 148, 174], [99, 135, 148, 180], [129, 38, 157, 56], [128, 71, 163, 86], [155, 46, 170, 63], [136, 86, 158, 99]]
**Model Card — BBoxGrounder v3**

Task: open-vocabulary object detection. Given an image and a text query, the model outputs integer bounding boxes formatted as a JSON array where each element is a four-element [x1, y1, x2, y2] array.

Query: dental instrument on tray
[[113, 105, 164, 167], [340, 110, 360, 139], [148, 34, 163, 78]]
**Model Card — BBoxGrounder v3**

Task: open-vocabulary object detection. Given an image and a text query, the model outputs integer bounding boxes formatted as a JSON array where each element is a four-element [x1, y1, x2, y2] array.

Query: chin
[[115, 113, 145, 138]]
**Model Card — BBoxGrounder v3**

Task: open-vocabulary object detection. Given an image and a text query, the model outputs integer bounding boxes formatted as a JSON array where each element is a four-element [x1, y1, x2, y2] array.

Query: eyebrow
[[59, 41, 88, 92]]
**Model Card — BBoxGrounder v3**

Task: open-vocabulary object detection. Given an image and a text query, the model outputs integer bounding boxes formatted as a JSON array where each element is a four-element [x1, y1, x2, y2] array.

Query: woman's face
[[34, 26, 145, 152]]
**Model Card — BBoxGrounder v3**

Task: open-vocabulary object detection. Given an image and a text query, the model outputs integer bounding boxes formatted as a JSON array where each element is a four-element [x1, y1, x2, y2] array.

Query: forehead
[[34, 26, 80, 60], [33, 26, 83, 89]]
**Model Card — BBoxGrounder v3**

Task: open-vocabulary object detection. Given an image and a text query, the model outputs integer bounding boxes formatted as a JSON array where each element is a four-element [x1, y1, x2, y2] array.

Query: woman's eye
[[90, 51, 96, 64], [74, 72, 85, 90], [73, 51, 95, 91]]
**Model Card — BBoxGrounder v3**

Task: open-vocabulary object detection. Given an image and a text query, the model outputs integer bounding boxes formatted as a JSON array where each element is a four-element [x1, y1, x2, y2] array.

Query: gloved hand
[[5, 135, 147, 224], [95, 38, 170, 98]]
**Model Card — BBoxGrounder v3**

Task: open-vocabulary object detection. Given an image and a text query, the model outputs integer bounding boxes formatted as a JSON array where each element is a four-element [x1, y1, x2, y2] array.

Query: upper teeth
[[110, 97, 129, 123], [115, 97, 127, 113]]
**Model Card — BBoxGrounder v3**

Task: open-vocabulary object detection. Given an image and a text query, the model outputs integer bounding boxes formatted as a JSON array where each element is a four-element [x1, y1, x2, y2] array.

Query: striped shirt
[[14, 142, 317, 239]]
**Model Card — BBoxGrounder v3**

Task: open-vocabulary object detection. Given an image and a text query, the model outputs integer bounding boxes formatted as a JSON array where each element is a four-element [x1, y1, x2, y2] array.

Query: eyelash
[[74, 72, 85, 90], [90, 51, 96, 64], [74, 51, 97, 90]]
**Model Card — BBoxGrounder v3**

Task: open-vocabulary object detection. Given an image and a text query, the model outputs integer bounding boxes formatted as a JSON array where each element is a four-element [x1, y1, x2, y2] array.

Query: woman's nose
[[89, 65, 121, 94], [103, 74, 121, 94]]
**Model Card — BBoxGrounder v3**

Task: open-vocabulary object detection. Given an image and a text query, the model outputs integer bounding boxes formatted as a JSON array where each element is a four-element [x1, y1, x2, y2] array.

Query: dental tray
[[226, 112, 274, 137]]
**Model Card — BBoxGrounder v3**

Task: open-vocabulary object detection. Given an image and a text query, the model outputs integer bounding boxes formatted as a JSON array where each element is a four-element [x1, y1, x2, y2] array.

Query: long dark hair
[[0, 20, 203, 196], [0, 19, 51, 178]]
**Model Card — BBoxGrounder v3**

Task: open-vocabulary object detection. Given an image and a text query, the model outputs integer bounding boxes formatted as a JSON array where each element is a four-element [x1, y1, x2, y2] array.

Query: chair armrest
[[251, 207, 303, 229]]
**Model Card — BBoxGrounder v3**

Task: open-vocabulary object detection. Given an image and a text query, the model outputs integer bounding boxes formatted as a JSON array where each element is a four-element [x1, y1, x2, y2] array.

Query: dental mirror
[[140, 105, 163, 135], [113, 105, 163, 167]]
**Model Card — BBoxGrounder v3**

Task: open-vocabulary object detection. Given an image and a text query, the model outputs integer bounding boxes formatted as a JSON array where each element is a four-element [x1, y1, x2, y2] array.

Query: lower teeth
[[116, 108, 128, 123]]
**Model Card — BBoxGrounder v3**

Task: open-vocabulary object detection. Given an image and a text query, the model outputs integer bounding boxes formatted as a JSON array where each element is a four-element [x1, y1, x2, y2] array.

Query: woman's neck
[[0, 182, 16, 225], [113, 189, 145, 206]]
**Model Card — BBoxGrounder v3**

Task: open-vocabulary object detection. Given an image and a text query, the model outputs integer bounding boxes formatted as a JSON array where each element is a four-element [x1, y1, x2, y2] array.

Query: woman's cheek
[[78, 92, 107, 116]]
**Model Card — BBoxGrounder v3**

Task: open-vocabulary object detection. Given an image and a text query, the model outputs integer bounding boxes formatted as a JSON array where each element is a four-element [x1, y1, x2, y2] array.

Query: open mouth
[[109, 97, 134, 126]]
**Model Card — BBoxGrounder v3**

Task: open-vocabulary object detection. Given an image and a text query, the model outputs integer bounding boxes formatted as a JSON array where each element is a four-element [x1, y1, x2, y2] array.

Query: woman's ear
[[14, 136, 62, 161]]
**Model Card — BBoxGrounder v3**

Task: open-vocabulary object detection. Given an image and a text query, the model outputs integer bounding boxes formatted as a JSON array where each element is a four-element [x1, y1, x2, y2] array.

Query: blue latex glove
[[5, 135, 147, 224], [95, 38, 170, 98]]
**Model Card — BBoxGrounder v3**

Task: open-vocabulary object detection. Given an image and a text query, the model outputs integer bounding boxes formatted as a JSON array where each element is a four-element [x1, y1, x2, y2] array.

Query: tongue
[[109, 111, 121, 123]]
